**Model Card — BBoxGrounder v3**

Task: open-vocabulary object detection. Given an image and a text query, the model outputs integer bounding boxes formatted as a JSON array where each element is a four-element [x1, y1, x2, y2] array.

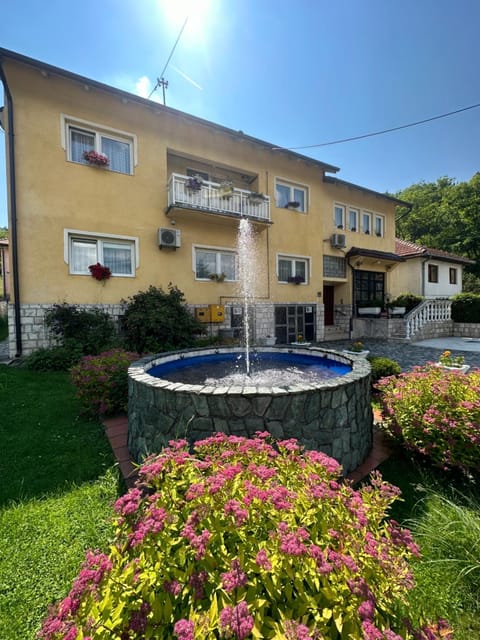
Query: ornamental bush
[[70, 348, 139, 417], [368, 356, 401, 387], [377, 365, 480, 474], [38, 433, 448, 640], [451, 292, 480, 323]]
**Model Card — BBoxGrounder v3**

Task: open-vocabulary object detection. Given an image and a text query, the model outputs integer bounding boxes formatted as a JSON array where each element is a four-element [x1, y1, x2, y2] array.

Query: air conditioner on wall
[[158, 227, 181, 249], [330, 233, 346, 249]]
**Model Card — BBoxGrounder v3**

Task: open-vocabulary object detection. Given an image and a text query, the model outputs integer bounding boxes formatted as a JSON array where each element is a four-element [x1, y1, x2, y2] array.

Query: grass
[[0, 364, 121, 639]]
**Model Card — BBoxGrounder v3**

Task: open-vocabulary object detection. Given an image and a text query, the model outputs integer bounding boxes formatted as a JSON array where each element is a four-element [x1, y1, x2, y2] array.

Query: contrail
[[171, 64, 203, 90]]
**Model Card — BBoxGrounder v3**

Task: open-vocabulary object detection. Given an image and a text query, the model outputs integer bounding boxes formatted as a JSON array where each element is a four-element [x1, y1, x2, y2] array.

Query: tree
[[0, 228, 7, 240], [395, 173, 480, 276]]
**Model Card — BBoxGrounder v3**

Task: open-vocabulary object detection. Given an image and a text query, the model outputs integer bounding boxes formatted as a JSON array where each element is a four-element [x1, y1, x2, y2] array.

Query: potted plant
[[247, 191, 267, 204], [209, 273, 226, 282], [185, 175, 203, 191], [357, 300, 382, 316], [287, 275, 305, 285], [264, 335, 277, 346], [436, 350, 470, 373], [286, 201, 300, 209], [218, 180, 234, 198], [88, 262, 112, 282], [388, 293, 423, 313], [83, 150, 109, 166], [386, 297, 407, 317], [343, 341, 370, 357]]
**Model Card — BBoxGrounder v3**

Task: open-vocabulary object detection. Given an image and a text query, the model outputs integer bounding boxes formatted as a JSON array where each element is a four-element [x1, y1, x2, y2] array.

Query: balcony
[[167, 173, 271, 223]]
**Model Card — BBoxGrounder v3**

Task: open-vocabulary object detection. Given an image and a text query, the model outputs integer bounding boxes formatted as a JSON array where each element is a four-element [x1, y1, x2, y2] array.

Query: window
[[334, 204, 345, 229], [374, 215, 384, 237], [195, 247, 236, 281], [62, 115, 135, 175], [428, 264, 439, 283], [323, 255, 346, 278], [187, 168, 210, 181], [278, 255, 309, 283], [65, 230, 138, 276], [362, 211, 372, 235], [349, 208, 359, 231], [355, 270, 384, 305], [449, 267, 458, 284], [275, 179, 307, 212]]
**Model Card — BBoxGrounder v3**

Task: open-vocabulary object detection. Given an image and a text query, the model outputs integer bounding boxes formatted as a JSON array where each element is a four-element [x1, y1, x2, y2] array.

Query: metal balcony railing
[[167, 173, 271, 222]]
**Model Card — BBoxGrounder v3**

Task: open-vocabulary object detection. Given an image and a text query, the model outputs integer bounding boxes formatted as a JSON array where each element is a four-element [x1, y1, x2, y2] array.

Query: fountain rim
[[128, 346, 371, 396]]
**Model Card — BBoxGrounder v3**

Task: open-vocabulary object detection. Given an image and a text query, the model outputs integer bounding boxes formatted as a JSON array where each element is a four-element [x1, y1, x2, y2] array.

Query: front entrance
[[274, 305, 316, 344], [323, 285, 335, 326]]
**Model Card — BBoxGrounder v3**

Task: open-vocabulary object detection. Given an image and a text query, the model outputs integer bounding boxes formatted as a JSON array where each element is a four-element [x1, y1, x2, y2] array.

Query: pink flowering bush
[[70, 348, 139, 417], [377, 365, 480, 474], [39, 433, 449, 639]]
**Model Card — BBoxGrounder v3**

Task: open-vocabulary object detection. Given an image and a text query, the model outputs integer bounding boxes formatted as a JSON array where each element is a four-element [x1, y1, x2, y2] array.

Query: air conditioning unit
[[330, 233, 346, 249], [158, 227, 181, 249]]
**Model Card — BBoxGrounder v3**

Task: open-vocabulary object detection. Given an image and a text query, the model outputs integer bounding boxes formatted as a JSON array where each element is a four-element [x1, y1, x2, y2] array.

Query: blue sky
[[1, 0, 480, 228]]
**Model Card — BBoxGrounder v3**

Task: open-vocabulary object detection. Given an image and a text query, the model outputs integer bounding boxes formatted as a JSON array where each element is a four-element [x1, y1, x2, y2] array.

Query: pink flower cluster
[[219, 601, 254, 640], [83, 149, 109, 165]]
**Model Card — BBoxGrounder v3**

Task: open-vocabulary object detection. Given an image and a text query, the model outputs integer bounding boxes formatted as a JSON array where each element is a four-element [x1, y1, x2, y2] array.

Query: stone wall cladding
[[454, 323, 480, 338], [7, 302, 125, 357], [128, 346, 373, 475]]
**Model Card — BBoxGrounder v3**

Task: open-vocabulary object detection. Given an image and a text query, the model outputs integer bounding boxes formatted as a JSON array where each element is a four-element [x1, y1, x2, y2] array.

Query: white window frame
[[348, 208, 359, 232], [275, 178, 308, 212], [362, 211, 372, 235], [193, 245, 238, 281], [374, 214, 385, 237], [277, 253, 310, 284], [61, 114, 137, 175], [64, 229, 139, 276], [334, 204, 345, 229]]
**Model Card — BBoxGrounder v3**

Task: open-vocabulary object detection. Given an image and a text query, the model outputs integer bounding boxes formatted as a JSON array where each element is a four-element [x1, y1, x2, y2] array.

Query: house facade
[[0, 237, 9, 301], [0, 48, 409, 357], [392, 238, 474, 299]]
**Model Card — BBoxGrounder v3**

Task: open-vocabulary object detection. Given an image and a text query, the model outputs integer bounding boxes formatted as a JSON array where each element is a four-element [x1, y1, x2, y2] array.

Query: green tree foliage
[[0, 228, 7, 240], [122, 284, 204, 353], [395, 173, 480, 276]]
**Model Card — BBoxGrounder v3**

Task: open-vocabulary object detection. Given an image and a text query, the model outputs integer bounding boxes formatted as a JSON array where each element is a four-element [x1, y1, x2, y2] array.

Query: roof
[[346, 247, 405, 263], [0, 47, 340, 175], [395, 238, 475, 265], [323, 175, 412, 207]]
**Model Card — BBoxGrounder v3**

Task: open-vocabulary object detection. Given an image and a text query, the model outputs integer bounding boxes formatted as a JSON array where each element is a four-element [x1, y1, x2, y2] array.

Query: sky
[[1, 0, 480, 228]]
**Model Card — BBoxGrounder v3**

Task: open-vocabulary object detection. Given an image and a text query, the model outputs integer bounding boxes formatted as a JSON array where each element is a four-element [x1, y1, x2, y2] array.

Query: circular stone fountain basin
[[128, 347, 373, 475]]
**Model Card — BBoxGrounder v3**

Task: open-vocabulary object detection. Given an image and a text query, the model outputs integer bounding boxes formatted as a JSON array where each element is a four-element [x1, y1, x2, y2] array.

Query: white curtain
[[70, 129, 95, 163], [101, 137, 131, 174], [71, 239, 97, 272], [103, 243, 132, 274]]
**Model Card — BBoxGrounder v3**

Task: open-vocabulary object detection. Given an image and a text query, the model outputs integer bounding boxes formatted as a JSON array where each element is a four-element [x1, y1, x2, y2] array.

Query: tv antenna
[[149, 16, 189, 105]]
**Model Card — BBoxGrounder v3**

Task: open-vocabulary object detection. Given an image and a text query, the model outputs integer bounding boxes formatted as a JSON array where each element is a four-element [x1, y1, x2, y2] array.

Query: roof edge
[[323, 175, 412, 207]]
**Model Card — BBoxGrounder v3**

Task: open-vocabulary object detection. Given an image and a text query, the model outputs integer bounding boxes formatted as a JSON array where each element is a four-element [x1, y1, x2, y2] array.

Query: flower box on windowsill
[[388, 306, 406, 317], [248, 192, 267, 205], [287, 276, 305, 285], [83, 150, 109, 167], [357, 306, 381, 317], [286, 201, 300, 209]]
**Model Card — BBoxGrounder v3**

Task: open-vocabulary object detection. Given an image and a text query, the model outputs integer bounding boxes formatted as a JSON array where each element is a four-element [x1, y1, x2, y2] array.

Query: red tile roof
[[395, 238, 474, 264]]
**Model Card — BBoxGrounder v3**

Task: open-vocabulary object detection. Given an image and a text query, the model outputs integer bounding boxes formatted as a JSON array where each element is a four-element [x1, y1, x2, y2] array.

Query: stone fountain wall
[[128, 347, 373, 475]]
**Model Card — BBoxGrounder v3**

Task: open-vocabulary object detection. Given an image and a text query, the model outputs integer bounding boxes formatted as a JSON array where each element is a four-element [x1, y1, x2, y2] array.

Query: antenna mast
[[149, 16, 189, 105]]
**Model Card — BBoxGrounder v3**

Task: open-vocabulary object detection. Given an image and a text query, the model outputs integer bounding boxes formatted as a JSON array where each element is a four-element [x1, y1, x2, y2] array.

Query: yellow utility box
[[195, 307, 210, 323], [209, 304, 225, 323]]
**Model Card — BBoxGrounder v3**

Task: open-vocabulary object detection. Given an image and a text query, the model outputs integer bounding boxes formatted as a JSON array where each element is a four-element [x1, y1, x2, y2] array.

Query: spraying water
[[237, 218, 257, 374]]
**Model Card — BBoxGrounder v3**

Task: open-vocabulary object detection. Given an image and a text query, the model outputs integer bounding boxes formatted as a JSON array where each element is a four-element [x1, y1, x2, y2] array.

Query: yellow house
[[0, 48, 410, 357]]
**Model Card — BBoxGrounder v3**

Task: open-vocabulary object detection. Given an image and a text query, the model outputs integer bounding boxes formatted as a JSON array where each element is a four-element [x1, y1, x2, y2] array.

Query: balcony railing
[[167, 173, 271, 222]]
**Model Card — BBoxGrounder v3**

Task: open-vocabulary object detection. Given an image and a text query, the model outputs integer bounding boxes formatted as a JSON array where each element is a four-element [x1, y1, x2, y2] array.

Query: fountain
[[128, 220, 373, 474]]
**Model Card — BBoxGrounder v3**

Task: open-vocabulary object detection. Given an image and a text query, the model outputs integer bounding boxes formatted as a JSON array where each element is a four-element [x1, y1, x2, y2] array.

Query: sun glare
[[157, 0, 213, 43]]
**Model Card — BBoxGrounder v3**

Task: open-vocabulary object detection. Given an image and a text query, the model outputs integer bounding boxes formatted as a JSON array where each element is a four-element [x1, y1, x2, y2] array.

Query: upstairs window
[[334, 204, 345, 229], [62, 115, 136, 175], [275, 179, 307, 212], [374, 215, 384, 237], [362, 211, 372, 235], [349, 208, 359, 231], [449, 267, 458, 284]]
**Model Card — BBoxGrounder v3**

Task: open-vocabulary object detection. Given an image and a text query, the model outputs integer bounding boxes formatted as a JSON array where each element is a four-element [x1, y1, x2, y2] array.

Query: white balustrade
[[405, 299, 452, 339], [168, 174, 271, 222]]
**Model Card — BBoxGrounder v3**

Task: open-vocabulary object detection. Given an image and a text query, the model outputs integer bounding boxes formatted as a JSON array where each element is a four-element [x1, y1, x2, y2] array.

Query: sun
[[157, 0, 213, 43]]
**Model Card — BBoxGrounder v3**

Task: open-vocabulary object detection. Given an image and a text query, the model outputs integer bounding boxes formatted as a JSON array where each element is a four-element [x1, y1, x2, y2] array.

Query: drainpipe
[[0, 61, 22, 356]]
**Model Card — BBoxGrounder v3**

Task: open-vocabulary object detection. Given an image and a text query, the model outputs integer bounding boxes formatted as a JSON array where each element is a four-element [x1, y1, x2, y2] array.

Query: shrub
[[389, 293, 423, 312], [451, 293, 480, 323], [23, 343, 83, 371], [122, 285, 204, 353], [45, 303, 117, 355], [368, 356, 401, 386], [38, 433, 448, 639], [377, 365, 480, 474], [0, 313, 7, 341], [70, 348, 139, 417]]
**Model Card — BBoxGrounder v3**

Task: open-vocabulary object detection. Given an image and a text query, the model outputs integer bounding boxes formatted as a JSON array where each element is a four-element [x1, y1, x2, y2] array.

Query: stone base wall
[[454, 323, 480, 338], [128, 347, 373, 475], [410, 320, 453, 341], [7, 302, 125, 358]]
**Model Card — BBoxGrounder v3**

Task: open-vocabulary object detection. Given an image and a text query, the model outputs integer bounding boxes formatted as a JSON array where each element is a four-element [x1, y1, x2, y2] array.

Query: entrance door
[[274, 305, 316, 343], [323, 285, 335, 326]]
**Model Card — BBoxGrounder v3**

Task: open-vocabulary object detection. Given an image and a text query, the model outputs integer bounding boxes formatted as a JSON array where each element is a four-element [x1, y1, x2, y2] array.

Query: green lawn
[[0, 364, 121, 639]]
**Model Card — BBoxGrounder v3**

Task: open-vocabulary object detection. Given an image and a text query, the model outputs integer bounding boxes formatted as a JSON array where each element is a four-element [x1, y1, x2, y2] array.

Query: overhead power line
[[272, 102, 480, 151], [149, 16, 189, 104]]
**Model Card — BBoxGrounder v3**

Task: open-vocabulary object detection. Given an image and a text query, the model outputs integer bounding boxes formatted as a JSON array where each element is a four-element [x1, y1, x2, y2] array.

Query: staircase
[[323, 325, 349, 341]]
